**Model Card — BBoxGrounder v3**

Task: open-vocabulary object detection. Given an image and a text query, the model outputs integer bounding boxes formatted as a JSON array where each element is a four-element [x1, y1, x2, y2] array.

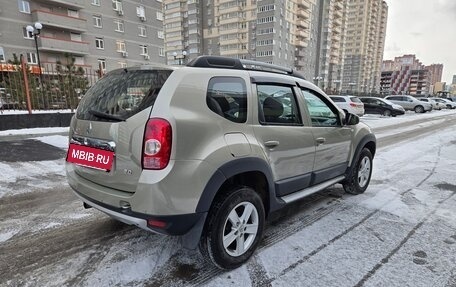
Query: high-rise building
[[380, 54, 431, 96], [340, 0, 388, 94], [314, 0, 348, 93], [163, 0, 319, 79], [452, 75, 456, 85], [0, 0, 165, 72], [425, 64, 443, 85]]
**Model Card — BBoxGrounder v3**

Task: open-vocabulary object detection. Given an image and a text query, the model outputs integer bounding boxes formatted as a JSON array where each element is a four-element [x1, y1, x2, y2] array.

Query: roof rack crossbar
[[186, 56, 305, 80]]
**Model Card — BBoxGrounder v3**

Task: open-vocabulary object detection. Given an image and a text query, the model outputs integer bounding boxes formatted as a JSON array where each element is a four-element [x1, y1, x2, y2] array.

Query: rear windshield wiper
[[88, 109, 125, 122]]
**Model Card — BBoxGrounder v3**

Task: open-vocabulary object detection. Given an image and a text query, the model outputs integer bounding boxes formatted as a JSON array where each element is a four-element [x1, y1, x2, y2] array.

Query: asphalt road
[[1, 112, 456, 287]]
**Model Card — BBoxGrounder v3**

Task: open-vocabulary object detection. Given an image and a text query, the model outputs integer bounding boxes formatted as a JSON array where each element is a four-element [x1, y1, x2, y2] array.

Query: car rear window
[[349, 97, 362, 103], [76, 69, 173, 121], [330, 96, 345, 102]]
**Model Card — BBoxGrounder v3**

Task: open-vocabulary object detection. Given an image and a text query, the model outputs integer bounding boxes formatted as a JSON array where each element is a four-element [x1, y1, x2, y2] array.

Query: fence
[[0, 54, 100, 113]]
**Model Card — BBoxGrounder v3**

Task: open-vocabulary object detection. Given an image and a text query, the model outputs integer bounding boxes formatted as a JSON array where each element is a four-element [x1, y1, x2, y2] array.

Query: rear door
[[299, 88, 352, 185], [69, 68, 173, 193], [252, 83, 316, 196]]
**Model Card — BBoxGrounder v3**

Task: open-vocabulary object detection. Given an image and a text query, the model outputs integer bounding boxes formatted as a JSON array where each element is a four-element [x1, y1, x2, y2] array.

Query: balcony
[[35, 0, 85, 9], [32, 10, 87, 32], [298, 10, 310, 20], [296, 20, 309, 29], [38, 36, 89, 55], [293, 39, 307, 48]]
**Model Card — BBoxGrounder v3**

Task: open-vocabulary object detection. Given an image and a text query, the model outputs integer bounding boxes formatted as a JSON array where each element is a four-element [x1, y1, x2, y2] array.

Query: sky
[[384, 0, 456, 84]]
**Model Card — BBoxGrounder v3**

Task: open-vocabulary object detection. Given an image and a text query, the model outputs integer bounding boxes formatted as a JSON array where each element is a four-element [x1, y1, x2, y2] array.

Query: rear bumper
[[72, 188, 206, 236]]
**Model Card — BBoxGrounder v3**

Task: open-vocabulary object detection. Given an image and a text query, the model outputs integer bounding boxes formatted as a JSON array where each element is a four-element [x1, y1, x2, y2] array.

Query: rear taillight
[[350, 103, 359, 107], [142, 118, 172, 170]]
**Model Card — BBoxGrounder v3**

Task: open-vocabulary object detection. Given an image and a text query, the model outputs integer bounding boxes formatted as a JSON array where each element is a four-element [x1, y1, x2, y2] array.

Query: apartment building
[[163, 0, 319, 79], [0, 0, 165, 72], [341, 0, 387, 94], [380, 54, 431, 96], [314, 0, 348, 93], [425, 64, 443, 85]]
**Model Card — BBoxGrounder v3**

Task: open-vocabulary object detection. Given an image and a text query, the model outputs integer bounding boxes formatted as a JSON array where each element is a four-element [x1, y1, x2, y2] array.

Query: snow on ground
[[1, 109, 456, 286], [360, 109, 456, 129], [0, 127, 69, 136], [33, 135, 69, 150]]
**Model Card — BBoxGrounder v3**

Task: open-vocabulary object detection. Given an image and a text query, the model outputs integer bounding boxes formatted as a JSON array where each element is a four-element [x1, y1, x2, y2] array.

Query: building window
[[116, 40, 126, 52], [136, 5, 146, 18], [140, 45, 148, 56], [91, 0, 100, 6], [159, 48, 164, 57], [95, 37, 104, 49], [157, 30, 164, 39], [93, 15, 102, 28], [18, 0, 30, 13], [138, 25, 147, 37], [67, 9, 79, 18], [112, 0, 122, 11], [74, 57, 84, 65], [23, 27, 34, 39], [118, 61, 127, 68], [70, 33, 82, 42], [156, 11, 164, 21], [0, 47, 5, 62], [27, 52, 38, 64], [114, 19, 124, 32], [97, 59, 106, 71]]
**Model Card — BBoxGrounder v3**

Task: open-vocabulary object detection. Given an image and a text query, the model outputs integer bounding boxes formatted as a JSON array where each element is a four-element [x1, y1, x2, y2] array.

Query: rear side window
[[330, 96, 345, 102], [76, 69, 173, 121], [206, 77, 247, 123], [257, 85, 302, 125]]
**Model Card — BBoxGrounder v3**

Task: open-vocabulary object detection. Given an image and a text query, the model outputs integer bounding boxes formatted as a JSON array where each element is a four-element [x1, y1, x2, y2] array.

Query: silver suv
[[385, 95, 432, 113], [66, 56, 376, 269]]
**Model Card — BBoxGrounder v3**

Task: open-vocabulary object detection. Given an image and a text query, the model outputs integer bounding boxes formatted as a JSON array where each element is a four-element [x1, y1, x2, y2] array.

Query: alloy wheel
[[222, 202, 259, 257]]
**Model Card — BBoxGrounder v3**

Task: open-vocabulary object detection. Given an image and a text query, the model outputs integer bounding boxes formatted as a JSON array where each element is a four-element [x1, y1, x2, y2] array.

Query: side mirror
[[345, 112, 360, 126]]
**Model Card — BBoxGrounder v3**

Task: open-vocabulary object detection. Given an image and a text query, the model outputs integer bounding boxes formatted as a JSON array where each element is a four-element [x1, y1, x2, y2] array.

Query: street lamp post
[[26, 22, 43, 87], [173, 51, 187, 65]]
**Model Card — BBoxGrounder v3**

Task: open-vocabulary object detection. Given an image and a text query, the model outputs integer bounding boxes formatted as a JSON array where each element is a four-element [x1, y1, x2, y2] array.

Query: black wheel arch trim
[[196, 157, 281, 214], [345, 134, 376, 178]]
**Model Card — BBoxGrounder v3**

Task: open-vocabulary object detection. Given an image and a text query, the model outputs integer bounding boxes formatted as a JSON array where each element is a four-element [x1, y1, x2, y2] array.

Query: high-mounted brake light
[[142, 118, 172, 170]]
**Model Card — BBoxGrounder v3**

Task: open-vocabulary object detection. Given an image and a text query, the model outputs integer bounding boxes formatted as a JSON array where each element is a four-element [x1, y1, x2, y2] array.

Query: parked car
[[385, 95, 432, 113], [431, 98, 456, 109], [328, 95, 365, 116], [416, 97, 442, 110], [358, 97, 405, 117], [447, 97, 456, 103], [66, 56, 376, 269]]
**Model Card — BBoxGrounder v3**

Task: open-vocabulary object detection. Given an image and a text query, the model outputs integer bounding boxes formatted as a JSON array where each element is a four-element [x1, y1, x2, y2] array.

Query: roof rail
[[186, 56, 306, 80]]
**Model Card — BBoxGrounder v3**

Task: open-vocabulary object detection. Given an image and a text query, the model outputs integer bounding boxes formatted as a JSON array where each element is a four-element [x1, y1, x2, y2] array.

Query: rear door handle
[[316, 137, 326, 145], [264, 140, 279, 148]]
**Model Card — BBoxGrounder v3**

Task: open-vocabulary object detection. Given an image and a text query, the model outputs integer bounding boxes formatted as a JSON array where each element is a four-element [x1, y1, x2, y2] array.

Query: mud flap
[[181, 212, 208, 249]]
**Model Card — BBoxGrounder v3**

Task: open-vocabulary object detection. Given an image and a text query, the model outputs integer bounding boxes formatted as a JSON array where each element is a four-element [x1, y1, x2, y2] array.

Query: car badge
[[87, 122, 93, 135]]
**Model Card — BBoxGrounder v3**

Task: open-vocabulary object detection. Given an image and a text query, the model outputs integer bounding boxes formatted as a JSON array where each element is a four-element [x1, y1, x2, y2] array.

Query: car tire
[[343, 148, 373, 195], [414, 105, 424, 113], [199, 186, 265, 270], [382, 109, 392, 117]]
